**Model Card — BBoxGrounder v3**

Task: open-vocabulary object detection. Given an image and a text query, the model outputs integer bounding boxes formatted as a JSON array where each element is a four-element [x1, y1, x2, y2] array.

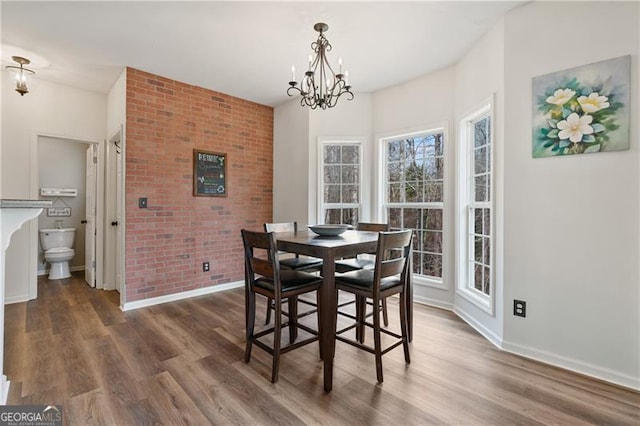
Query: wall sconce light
[[5, 56, 35, 96]]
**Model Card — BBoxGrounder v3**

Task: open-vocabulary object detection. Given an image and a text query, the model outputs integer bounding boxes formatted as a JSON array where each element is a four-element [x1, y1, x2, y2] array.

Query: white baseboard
[[4, 295, 29, 305], [121, 280, 244, 311], [37, 265, 85, 276], [453, 305, 503, 349], [502, 339, 640, 392], [0, 375, 9, 405], [413, 294, 453, 311]]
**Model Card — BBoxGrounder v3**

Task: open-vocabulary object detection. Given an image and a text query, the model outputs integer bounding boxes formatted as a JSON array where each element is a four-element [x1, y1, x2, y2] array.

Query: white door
[[85, 144, 97, 287]]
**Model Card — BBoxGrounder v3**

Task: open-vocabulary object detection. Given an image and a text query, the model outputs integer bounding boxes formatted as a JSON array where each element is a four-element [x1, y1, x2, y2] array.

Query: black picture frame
[[193, 149, 227, 197]]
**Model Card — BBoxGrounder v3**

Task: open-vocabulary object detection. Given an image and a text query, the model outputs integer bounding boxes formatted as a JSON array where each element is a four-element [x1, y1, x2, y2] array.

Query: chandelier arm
[[5, 66, 36, 76]]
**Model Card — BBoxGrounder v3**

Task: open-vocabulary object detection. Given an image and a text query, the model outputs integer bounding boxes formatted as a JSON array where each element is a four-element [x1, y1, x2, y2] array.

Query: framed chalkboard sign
[[193, 149, 227, 197]]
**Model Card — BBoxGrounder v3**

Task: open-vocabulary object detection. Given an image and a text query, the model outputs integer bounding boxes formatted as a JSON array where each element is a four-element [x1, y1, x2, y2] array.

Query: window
[[382, 129, 444, 282], [457, 100, 493, 312], [319, 141, 361, 225]]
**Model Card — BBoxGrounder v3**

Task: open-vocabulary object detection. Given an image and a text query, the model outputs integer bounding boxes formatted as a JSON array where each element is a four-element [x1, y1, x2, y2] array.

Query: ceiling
[[1, 1, 523, 107]]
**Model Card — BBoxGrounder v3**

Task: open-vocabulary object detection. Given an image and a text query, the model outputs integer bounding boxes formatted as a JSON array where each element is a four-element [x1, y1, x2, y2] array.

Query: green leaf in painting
[[582, 134, 596, 143], [592, 123, 606, 133], [559, 140, 570, 148], [547, 129, 559, 138], [547, 119, 558, 128], [584, 144, 601, 154], [562, 107, 571, 119], [543, 140, 555, 148]]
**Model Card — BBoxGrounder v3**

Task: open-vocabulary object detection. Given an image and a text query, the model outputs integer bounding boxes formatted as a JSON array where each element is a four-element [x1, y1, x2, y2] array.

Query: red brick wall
[[125, 68, 273, 302]]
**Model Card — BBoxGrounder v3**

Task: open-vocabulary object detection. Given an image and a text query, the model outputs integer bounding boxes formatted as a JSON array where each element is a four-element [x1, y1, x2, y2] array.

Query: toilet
[[39, 228, 75, 280]]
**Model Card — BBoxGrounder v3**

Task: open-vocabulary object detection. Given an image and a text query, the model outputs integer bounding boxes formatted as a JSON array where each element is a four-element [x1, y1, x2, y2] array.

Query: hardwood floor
[[5, 273, 639, 425]]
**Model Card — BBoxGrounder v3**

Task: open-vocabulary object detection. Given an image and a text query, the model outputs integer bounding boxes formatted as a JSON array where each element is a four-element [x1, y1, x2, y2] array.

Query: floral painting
[[532, 55, 630, 158]]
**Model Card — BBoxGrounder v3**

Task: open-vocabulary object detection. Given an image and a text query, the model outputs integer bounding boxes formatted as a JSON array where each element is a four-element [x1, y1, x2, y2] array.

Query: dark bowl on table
[[308, 224, 351, 237]]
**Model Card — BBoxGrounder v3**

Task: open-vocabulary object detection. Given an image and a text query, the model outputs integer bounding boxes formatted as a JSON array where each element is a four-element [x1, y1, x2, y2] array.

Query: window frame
[[456, 97, 495, 314], [317, 137, 365, 226], [378, 124, 448, 289]]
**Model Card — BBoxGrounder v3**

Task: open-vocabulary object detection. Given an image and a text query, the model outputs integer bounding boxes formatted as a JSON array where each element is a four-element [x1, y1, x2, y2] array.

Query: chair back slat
[[379, 257, 405, 278], [251, 257, 274, 278], [264, 222, 297, 233], [356, 222, 389, 232]]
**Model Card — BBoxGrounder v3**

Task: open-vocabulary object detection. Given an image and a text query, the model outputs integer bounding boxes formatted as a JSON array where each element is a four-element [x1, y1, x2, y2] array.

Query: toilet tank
[[39, 228, 76, 250]]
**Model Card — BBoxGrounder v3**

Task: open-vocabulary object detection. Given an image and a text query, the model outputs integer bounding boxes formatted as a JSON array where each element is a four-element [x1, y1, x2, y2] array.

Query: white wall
[[452, 18, 506, 345], [1, 71, 106, 302], [37, 137, 88, 274], [308, 94, 373, 225], [273, 99, 311, 224], [502, 1, 639, 389], [372, 69, 456, 309], [107, 69, 126, 139]]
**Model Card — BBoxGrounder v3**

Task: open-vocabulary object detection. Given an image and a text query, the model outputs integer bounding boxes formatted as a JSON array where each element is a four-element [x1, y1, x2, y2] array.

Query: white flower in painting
[[545, 88, 576, 105], [577, 92, 610, 113], [557, 113, 594, 143]]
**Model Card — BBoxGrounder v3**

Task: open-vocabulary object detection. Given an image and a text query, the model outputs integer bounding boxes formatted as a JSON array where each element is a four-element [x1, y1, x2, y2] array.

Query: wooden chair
[[334, 230, 412, 383], [241, 229, 322, 383], [263, 222, 322, 325], [335, 222, 391, 330]]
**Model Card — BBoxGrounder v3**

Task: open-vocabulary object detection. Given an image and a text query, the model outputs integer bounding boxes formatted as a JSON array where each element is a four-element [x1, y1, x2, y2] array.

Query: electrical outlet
[[514, 300, 527, 317], [138, 197, 147, 208], [203, 262, 210, 272]]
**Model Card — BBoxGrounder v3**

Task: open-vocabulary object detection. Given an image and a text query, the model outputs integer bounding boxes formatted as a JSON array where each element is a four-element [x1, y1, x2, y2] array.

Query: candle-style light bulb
[[291, 65, 296, 82], [338, 57, 343, 74], [308, 54, 313, 70], [344, 70, 349, 85]]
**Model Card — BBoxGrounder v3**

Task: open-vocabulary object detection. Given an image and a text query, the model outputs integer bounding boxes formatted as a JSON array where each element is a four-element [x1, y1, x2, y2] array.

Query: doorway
[[28, 132, 106, 300]]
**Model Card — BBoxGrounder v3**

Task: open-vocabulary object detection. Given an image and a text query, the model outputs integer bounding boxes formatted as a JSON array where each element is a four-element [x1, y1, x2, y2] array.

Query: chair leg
[[318, 290, 323, 360], [265, 297, 273, 324], [382, 297, 389, 327], [399, 290, 411, 364], [245, 289, 256, 363], [356, 296, 366, 344], [288, 296, 298, 344], [272, 298, 282, 383], [373, 296, 384, 383]]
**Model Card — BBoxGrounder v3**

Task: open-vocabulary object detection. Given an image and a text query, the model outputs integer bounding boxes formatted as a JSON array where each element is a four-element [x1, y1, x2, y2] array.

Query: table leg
[[321, 251, 337, 392]]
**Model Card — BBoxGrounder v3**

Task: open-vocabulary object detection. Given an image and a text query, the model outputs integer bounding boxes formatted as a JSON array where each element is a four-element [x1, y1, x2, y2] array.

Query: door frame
[[85, 144, 98, 287], [29, 130, 105, 299], [104, 126, 125, 307]]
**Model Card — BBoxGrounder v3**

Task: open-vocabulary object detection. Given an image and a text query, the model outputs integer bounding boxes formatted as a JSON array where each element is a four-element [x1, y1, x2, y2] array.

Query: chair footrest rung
[[295, 323, 319, 336], [251, 335, 320, 356], [336, 324, 358, 335], [380, 340, 404, 355], [335, 335, 376, 355]]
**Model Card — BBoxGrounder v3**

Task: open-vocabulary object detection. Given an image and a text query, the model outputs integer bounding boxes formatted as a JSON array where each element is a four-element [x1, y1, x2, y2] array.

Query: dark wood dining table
[[276, 229, 413, 392]]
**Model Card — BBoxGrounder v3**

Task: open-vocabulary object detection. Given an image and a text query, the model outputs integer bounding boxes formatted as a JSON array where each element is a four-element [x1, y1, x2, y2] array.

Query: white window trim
[[317, 137, 367, 224], [377, 122, 448, 289], [455, 96, 495, 315]]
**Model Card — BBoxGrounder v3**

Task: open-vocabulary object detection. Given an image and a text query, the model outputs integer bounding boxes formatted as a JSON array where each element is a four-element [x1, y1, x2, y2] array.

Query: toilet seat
[[44, 247, 75, 261]]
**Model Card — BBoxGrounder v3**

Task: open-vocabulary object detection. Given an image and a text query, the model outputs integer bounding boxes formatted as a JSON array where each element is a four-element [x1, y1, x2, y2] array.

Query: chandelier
[[5, 56, 35, 96], [287, 23, 354, 110]]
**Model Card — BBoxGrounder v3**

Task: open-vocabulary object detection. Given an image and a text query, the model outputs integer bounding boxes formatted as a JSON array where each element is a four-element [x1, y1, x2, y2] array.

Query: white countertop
[[0, 199, 52, 209]]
